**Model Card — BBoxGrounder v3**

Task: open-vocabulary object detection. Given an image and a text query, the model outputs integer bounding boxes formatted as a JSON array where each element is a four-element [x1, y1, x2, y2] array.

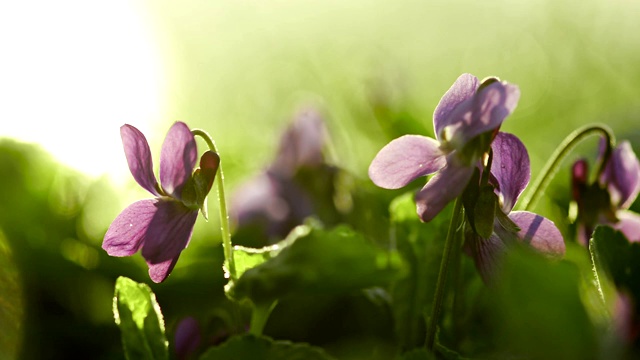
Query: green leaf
[[590, 225, 640, 302], [0, 230, 23, 360], [199, 334, 336, 360], [397, 348, 435, 360], [113, 276, 168, 360], [229, 224, 405, 304], [388, 193, 450, 350], [225, 224, 310, 295], [492, 248, 596, 358]]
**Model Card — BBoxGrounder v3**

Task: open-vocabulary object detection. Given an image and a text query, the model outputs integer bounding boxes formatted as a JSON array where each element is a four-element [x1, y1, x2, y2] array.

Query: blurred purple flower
[[466, 132, 565, 282], [368, 73, 520, 222], [103, 122, 219, 283], [174, 316, 202, 360], [230, 108, 331, 242], [572, 140, 640, 244]]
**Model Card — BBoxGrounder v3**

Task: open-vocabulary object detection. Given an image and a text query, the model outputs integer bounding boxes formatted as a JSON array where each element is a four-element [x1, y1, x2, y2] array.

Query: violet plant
[[101, 74, 640, 359]]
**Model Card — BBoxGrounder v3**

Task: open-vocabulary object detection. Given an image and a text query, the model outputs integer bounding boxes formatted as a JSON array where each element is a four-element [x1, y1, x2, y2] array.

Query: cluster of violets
[[102, 72, 640, 354]]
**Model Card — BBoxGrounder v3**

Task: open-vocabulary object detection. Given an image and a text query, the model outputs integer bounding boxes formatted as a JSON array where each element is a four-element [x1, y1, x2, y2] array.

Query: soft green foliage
[[388, 193, 450, 350], [590, 226, 640, 300], [0, 231, 23, 360], [491, 248, 596, 359], [200, 334, 336, 360], [230, 224, 405, 304], [113, 276, 168, 360]]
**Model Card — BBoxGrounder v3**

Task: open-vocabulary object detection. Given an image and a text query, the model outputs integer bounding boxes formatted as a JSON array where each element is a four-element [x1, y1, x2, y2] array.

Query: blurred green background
[[1, 0, 639, 358]]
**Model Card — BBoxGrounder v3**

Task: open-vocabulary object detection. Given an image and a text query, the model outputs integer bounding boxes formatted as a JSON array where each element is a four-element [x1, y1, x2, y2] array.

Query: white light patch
[[0, 1, 166, 181]]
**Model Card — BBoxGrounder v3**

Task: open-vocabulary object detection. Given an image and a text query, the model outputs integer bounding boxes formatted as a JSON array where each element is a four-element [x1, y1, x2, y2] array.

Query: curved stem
[[521, 124, 615, 211], [249, 301, 278, 336], [192, 129, 237, 282], [425, 197, 464, 351]]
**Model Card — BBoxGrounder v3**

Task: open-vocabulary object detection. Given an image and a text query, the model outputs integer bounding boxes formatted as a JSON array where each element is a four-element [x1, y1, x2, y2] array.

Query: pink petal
[[103, 199, 158, 256], [148, 256, 181, 283], [415, 157, 474, 222], [612, 210, 640, 242], [140, 200, 198, 265], [160, 122, 197, 199], [120, 125, 160, 196], [433, 74, 479, 141], [602, 141, 640, 209], [490, 132, 531, 212], [508, 211, 565, 257], [441, 81, 520, 150], [369, 135, 446, 189]]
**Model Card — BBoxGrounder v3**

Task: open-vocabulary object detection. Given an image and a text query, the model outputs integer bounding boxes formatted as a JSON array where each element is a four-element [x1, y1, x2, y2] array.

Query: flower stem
[[521, 124, 615, 211], [192, 129, 237, 281], [425, 197, 464, 351], [249, 301, 278, 336]]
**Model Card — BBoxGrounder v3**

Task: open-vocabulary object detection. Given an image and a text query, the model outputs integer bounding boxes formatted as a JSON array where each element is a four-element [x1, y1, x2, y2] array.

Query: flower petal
[[271, 108, 327, 177], [612, 210, 640, 242], [140, 199, 198, 264], [433, 74, 479, 141], [103, 199, 158, 256], [443, 80, 520, 149], [369, 135, 446, 189], [415, 157, 474, 222], [120, 125, 160, 196], [148, 256, 181, 283], [602, 141, 640, 209], [160, 122, 198, 199], [490, 132, 531, 212], [467, 233, 507, 284], [507, 211, 565, 257]]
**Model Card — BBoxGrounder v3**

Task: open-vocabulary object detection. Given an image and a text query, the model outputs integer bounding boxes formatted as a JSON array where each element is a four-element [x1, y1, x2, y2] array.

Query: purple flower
[[230, 108, 330, 242], [466, 132, 565, 282], [103, 122, 219, 283], [368, 73, 520, 222], [174, 316, 202, 360], [572, 140, 640, 244]]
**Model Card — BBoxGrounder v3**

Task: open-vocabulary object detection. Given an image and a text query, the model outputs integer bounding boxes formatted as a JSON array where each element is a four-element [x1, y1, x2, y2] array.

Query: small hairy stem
[[191, 129, 237, 281], [521, 124, 615, 211], [249, 301, 278, 336], [425, 198, 464, 351]]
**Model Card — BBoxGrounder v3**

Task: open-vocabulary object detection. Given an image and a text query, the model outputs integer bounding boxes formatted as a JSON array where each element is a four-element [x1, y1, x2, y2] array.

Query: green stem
[[425, 197, 464, 351], [521, 124, 615, 211], [249, 301, 278, 336], [191, 129, 237, 282]]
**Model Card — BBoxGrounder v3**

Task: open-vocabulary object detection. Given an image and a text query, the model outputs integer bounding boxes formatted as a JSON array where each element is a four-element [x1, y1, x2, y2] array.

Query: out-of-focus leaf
[[0, 230, 23, 360], [397, 348, 435, 360], [590, 225, 640, 300], [388, 193, 450, 349], [113, 276, 168, 360], [229, 224, 405, 304], [492, 247, 596, 359], [199, 334, 336, 360]]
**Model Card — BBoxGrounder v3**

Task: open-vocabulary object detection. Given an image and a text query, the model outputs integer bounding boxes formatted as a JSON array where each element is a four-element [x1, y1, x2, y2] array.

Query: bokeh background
[[1, 0, 639, 358]]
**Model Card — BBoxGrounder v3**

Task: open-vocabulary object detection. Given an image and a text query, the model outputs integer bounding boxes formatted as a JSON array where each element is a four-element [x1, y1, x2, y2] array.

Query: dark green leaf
[[230, 224, 405, 304], [397, 348, 435, 360], [590, 225, 640, 301], [492, 248, 596, 358], [388, 193, 450, 349], [113, 276, 168, 360], [199, 334, 336, 360]]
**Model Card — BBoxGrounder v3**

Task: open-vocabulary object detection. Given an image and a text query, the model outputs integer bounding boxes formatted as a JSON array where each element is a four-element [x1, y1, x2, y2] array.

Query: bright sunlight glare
[[0, 1, 165, 181]]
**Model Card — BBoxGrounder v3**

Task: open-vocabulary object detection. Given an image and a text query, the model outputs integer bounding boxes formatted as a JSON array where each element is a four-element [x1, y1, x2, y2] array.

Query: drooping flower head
[[230, 108, 335, 244], [368, 73, 520, 222], [572, 140, 640, 244], [103, 122, 219, 283], [465, 132, 565, 282]]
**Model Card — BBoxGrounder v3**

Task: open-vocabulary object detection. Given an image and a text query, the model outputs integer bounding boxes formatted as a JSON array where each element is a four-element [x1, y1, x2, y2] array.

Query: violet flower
[[572, 140, 640, 244], [103, 122, 219, 283], [230, 108, 332, 242], [466, 132, 565, 282], [368, 73, 520, 222]]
